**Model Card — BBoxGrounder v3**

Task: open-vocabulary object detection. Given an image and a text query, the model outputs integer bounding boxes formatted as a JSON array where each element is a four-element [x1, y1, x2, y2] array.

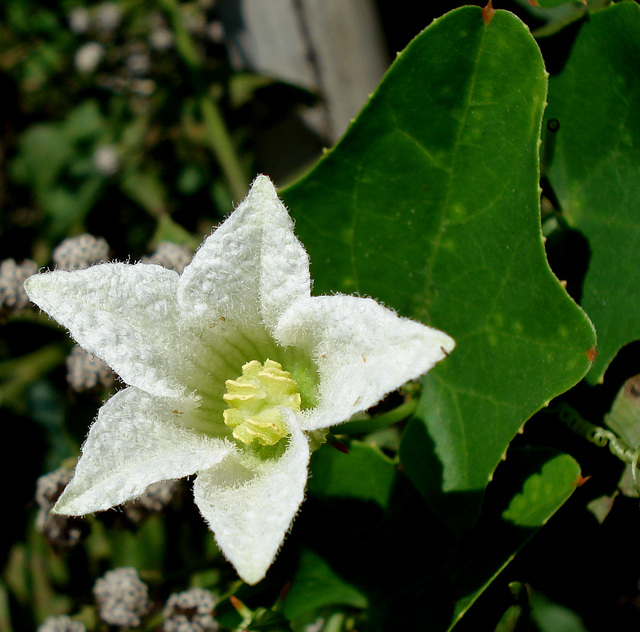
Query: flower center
[[223, 359, 301, 446]]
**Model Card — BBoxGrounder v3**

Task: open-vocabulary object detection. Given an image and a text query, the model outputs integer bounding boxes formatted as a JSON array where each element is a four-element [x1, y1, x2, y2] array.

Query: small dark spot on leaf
[[547, 118, 560, 132]]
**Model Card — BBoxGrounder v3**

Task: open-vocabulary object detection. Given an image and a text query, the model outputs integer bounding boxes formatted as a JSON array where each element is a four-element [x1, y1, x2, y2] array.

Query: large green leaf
[[544, 1, 640, 383], [282, 7, 594, 525]]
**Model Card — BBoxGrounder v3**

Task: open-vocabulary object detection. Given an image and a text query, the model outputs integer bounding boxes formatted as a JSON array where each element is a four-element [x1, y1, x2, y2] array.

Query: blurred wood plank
[[217, 0, 389, 144]]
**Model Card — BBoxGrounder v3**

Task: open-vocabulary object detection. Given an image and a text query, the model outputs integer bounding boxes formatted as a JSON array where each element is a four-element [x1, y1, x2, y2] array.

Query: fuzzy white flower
[[24, 175, 454, 584]]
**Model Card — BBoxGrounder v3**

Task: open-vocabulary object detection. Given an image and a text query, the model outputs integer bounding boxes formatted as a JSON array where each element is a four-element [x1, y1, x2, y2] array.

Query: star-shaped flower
[[25, 175, 455, 584]]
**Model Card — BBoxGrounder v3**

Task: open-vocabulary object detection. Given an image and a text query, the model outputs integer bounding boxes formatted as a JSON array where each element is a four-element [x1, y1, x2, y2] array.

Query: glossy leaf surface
[[283, 6, 594, 525]]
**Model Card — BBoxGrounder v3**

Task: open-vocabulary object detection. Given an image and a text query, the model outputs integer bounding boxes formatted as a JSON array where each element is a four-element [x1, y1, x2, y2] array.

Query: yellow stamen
[[223, 359, 301, 446]]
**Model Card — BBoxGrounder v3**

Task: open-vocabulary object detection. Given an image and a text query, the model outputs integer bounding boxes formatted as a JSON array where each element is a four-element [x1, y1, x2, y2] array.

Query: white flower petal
[[55, 387, 235, 515], [276, 295, 455, 430], [25, 175, 456, 586], [25, 263, 188, 398], [178, 175, 310, 331], [193, 416, 310, 585]]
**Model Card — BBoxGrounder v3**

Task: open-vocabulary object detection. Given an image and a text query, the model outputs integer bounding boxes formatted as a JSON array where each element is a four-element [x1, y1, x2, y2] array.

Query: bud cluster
[[143, 241, 193, 274], [52, 234, 110, 270], [93, 567, 150, 628], [0, 258, 38, 313], [163, 587, 218, 632], [35, 469, 87, 552], [66, 344, 115, 392], [37, 615, 86, 632]]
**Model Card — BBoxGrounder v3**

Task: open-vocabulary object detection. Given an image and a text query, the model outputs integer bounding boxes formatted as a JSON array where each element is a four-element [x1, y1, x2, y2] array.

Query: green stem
[[558, 403, 640, 465], [0, 580, 13, 632], [338, 398, 419, 436], [158, 0, 201, 70], [324, 613, 346, 632], [0, 344, 66, 408], [200, 96, 249, 201], [141, 610, 164, 631], [159, 0, 248, 201]]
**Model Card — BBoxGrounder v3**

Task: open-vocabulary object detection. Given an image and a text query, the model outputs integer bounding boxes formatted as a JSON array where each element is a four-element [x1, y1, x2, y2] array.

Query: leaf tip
[[575, 474, 591, 488], [230, 595, 251, 617], [482, 0, 496, 26]]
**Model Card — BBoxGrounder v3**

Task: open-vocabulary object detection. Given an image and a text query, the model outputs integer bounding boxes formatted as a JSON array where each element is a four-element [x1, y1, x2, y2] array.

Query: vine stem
[[558, 403, 640, 492], [0, 343, 66, 407]]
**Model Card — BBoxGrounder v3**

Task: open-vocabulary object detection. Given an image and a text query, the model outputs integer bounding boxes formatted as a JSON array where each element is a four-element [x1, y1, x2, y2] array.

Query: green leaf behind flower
[[308, 440, 396, 509], [283, 6, 595, 526]]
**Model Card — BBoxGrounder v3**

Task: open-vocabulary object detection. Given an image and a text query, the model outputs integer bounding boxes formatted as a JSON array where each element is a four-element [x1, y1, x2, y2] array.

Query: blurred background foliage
[[2, 1, 640, 631]]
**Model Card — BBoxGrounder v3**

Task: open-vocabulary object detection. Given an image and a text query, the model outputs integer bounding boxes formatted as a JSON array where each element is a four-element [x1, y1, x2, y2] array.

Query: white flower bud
[[74, 42, 104, 74], [68, 7, 90, 34], [206, 21, 225, 44], [150, 27, 174, 50], [93, 145, 120, 176], [95, 2, 122, 32]]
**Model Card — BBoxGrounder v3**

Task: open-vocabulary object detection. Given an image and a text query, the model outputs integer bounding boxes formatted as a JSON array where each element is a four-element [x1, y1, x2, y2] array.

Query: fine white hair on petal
[[177, 175, 311, 331], [54, 387, 235, 515], [193, 414, 310, 585], [275, 294, 455, 431], [24, 263, 189, 399]]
